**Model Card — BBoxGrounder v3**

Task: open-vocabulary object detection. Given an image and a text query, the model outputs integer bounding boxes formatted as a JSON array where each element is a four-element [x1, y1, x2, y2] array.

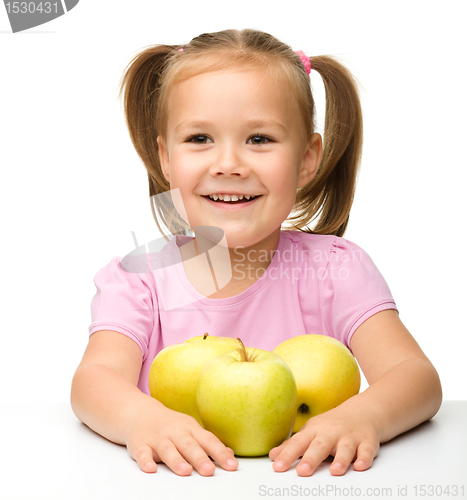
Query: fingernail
[[355, 460, 366, 469], [178, 463, 190, 473], [201, 462, 213, 474], [300, 463, 312, 473], [226, 458, 237, 467], [275, 460, 286, 470]]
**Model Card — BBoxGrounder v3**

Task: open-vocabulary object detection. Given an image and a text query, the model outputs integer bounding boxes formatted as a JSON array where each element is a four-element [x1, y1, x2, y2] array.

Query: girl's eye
[[248, 135, 270, 145], [187, 135, 212, 144]]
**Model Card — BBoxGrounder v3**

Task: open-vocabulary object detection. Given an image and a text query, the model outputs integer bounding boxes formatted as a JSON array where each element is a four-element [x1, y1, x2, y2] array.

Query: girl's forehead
[[169, 68, 293, 106], [168, 70, 295, 117]]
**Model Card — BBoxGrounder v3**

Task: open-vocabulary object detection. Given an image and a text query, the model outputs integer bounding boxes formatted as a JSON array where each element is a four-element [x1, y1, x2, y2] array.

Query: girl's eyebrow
[[174, 120, 213, 134], [174, 119, 288, 135], [245, 120, 288, 134]]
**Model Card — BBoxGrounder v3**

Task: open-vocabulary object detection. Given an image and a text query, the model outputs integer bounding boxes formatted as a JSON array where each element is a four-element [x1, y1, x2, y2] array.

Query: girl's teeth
[[208, 194, 256, 202]]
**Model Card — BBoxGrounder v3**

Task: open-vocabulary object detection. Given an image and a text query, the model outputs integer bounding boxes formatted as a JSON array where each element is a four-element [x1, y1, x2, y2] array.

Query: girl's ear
[[297, 133, 323, 188], [157, 136, 170, 182]]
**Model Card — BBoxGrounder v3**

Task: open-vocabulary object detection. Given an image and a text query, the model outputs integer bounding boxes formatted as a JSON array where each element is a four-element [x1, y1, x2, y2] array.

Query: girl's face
[[158, 68, 322, 251]]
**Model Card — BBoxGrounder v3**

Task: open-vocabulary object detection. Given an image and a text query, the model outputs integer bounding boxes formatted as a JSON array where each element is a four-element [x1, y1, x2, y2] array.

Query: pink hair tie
[[178, 47, 183, 52], [295, 50, 312, 74]]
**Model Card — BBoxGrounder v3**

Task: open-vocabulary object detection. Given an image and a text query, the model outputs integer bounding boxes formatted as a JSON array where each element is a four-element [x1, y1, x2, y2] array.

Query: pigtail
[[292, 56, 363, 237], [118, 45, 190, 239]]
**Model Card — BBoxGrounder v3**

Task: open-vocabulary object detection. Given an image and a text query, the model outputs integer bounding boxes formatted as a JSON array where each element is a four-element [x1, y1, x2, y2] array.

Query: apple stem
[[203, 333, 209, 340], [236, 337, 257, 362]]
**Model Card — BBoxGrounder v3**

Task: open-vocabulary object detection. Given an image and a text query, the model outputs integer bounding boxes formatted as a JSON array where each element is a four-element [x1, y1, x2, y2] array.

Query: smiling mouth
[[202, 195, 261, 204]]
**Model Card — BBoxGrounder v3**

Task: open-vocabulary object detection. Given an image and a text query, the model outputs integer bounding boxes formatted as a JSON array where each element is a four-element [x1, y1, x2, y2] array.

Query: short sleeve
[[320, 238, 398, 350], [88, 257, 156, 361]]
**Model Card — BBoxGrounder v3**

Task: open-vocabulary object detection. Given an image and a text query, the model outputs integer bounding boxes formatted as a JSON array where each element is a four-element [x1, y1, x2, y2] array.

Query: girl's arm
[[269, 309, 442, 476], [70, 330, 238, 476]]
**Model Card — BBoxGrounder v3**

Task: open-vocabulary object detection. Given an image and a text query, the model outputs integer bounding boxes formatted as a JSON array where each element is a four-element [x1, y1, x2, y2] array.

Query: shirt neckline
[[173, 231, 287, 308]]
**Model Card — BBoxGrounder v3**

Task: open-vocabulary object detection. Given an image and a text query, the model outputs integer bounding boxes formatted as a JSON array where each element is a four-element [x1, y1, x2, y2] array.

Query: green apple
[[148, 333, 239, 425], [273, 335, 360, 433], [196, 339, 297, 457]]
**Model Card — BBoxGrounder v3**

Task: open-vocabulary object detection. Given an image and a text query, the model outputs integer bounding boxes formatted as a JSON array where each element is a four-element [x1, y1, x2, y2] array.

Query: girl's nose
[[209, 145, 249, 177]]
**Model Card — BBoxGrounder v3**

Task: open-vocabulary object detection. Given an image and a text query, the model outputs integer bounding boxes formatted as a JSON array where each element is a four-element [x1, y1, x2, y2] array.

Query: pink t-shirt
[[89, 230, 397, 394]]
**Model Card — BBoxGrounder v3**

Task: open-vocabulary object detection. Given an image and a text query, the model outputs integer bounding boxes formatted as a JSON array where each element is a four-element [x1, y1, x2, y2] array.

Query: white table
[[1, 401, 466, 500]]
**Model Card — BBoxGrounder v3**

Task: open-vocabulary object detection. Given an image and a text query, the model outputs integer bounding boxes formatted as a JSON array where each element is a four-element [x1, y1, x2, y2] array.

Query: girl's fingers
[[128, 428, 238, 476], [170, 436, 217, 476], [135, 439, 194, 476], [129, 444, 159, 474], [296, 437, 334, 477], [353, 442, 379, 471], [328, 440, 358, 476], [154, 437, 206, 476], [192, 430, 238, 472], [269, 441, 286, 461], [272, 432, 313, 472]]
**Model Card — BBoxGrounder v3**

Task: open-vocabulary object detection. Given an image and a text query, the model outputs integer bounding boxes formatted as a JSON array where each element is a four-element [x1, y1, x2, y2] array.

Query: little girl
[[71, 29, 442, 477]]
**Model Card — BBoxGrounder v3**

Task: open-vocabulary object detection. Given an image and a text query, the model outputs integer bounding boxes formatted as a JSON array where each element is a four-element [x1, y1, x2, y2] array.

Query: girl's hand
[[270, 310, 443, 477], [71, 330, 238, 477], [269, 405, 381, 476], [124, 400, 238, 476]]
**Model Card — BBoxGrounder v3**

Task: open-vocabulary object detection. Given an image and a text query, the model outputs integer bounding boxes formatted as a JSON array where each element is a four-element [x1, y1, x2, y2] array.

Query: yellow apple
[[273, 335, 360, 433], [148, 333, 239, 425], [196, 339, 297, 457]]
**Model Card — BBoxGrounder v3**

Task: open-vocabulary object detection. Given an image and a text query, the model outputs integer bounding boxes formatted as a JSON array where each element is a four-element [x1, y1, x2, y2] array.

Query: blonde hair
[[119, 29, 363, 238]]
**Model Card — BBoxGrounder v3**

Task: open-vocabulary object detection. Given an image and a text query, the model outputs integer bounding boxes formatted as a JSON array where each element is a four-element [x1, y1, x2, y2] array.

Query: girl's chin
[[193, 229, 257, 250], [221, 229, 281, 252]]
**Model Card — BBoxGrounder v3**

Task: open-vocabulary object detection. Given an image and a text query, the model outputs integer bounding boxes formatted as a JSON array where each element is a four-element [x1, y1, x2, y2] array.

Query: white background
[[0, 0, 465, 403]]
